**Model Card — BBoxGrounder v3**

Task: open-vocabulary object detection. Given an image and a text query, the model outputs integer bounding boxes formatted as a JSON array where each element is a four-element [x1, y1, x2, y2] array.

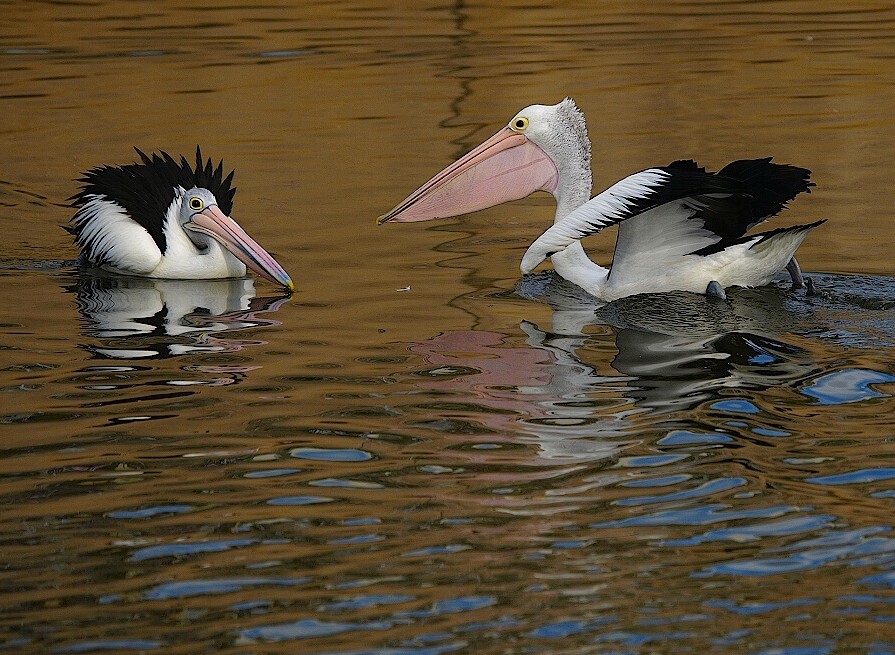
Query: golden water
[[2, 2, 895, 653]]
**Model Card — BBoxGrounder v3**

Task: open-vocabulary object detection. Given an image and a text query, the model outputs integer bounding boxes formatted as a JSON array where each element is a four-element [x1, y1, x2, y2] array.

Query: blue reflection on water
[[622, 474, 692, 488], [106, 505, 193, 519], [267, 495, 335, 505], [658, 430, 734, 446], [593, 630, 691, 647], [619, 454, 688, 468], [801, 368, 895, 404], [751, 648, 832, 655], [144, 577, 309, 600], [240, 596, 496, 644], [230, 600, 272, 613], [616, 477, 746, 507], [240, 618, 393, 641], [702, 527, 895, 577], [395, 596, 496, 618], [290, 447, 374, 462], [244, 468, 301, 478], [711, 399, 760, 414], [664, 514, 836, 547], [52, 640, 164, 652], [860, 571, 895, 588], [706, 598, 817, 615], [130, 538, 256, 561], [808, 469, 895, 485], [529, 617, 615, 639], [550, 539, 592, 549], [593, 504, 799, 528], [402, 544, 471, 557], [320, 594, 416, 611], [328, 533, 383, 545], [752, 427, 791, 437]]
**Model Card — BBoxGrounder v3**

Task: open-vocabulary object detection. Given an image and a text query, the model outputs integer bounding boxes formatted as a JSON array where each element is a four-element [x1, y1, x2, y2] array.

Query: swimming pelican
[[68, 148, 293, 290], [379, 98, 822, 301]]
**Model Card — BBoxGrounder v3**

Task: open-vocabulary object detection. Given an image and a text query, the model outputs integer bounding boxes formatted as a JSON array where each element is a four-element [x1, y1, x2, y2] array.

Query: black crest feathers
[[68, 147, 237, 254]]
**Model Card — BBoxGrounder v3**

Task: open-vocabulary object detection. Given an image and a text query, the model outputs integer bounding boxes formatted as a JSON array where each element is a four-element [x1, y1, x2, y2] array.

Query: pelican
[[68, 148, 293, 290], [379, 98, 823, 301]]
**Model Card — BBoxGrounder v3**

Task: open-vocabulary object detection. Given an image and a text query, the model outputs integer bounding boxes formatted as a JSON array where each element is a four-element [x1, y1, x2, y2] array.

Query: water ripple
[[807, 468, 895, 485], [129, 538, 256, 561], [704, 528, 895, 577], [594, 504, 800, 528], [239, 617, 393, 642], [51, 640, 164, 653], [665, 515, 836, 547], [4, 2, 895, 653], [290, 447, 374, 462], [801, 369, 895, 404], [616, 477, 747, 506], [144, 577, 309, 600], [106, 505, 193, 519]]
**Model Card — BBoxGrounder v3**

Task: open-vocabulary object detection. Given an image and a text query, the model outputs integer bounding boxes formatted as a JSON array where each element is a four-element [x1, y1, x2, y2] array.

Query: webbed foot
[[805, 277, 817, 297], [706, 280, 727, 300]]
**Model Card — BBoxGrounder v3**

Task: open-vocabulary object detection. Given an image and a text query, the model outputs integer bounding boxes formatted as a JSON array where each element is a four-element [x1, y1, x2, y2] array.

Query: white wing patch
[[72, 196, 162, 275], [607, 199, 720, 283], [521, 169, 669, 273]]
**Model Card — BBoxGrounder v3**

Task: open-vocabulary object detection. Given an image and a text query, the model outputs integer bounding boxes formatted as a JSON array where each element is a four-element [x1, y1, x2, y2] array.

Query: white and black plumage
[[68, 148, 293, 289], [379, 98, 822, 301]]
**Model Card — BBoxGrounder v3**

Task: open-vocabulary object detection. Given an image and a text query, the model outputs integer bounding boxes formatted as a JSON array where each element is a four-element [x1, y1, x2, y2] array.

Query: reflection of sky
[[801, 368, 895, 405], [808, 469, 895, 485], [702, 526, 895, 577]]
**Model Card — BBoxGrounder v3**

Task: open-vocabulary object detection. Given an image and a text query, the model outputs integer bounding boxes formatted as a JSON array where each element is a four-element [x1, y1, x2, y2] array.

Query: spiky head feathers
[[69, 147, 236, 255]]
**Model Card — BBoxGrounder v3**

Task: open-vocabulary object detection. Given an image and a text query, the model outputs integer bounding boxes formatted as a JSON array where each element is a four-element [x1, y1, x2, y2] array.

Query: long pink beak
[[188, 205, 294, 291], [378, 127, 559, 224]]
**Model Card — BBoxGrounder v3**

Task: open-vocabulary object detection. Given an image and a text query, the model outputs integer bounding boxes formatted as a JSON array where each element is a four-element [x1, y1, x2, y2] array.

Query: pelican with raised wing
[[379, 98, 822, 301], [68, 148, 293, 290]]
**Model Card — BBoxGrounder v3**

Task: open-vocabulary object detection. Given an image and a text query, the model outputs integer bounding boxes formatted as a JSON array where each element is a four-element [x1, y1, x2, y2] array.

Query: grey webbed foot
[[706, 280, 726, 300], [805, 277, 817, 297]]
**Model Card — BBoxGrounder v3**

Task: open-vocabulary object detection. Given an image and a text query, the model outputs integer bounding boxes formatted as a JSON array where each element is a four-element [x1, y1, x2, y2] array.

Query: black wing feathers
[[608, 163, 744, 224], [680, 157, 813, 256], [666, 159, 707, 173], [717, 157, 813, 224]]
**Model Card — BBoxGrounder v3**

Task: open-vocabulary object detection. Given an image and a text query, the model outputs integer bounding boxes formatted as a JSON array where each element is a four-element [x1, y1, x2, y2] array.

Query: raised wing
[[521, 162, 741, 273], [609, 158, 812, 281], [520, 158, 812, 277]]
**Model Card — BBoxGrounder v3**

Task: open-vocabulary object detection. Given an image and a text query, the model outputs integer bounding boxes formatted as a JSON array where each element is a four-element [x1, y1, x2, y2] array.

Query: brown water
[[3, 2, 895, 653]]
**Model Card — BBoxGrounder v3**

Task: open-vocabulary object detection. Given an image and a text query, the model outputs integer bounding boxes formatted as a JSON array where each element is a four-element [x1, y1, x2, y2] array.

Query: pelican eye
[[188, 197, 205, 211], [512, 116, 529, 131]]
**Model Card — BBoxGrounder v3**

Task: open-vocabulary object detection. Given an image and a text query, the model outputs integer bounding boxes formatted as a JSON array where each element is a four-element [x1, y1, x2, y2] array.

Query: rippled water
[[3, 2, 895, 653]]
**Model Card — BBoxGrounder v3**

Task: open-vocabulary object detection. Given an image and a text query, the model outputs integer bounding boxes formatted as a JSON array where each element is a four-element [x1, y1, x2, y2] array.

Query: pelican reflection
[[404, 274, 818, 462], [70, 274, 289, 359], [520, 271, 817, 413]]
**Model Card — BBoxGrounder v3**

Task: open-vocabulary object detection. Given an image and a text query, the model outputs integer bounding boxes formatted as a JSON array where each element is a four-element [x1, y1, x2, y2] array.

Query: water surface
[[2, 2, 895, 653]]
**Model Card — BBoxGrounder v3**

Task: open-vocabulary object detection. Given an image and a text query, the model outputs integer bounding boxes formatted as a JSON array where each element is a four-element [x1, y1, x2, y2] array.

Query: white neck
[[548, 154, 610, 295], [151, 200, 247, 280]]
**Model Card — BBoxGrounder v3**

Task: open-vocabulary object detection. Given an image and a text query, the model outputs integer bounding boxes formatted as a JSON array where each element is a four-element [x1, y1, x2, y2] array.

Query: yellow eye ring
[[511, 116, 529, 131], [188, 197, 204, 211]]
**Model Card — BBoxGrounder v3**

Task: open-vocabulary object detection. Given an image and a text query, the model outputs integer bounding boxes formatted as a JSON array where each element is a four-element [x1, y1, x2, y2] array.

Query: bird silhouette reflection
[[70, 273, 289, 360]]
